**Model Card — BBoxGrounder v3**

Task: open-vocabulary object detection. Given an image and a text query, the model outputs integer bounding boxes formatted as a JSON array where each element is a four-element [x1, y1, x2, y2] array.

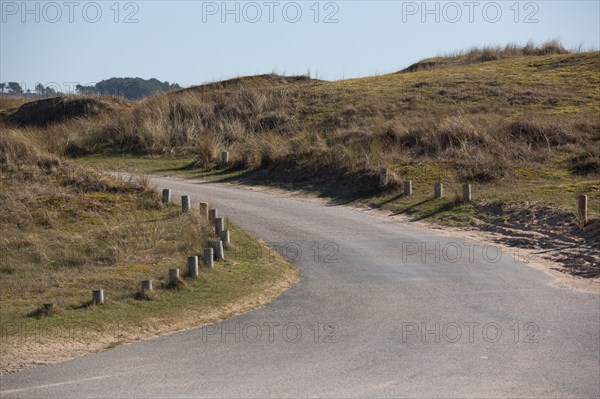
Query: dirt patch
[[408, 219, 600, 294], [472, 201, 599, 278]]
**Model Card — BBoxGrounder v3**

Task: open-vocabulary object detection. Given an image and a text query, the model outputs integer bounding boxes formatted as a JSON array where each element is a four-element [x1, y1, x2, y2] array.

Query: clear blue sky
[[2, 1, 599, 92]]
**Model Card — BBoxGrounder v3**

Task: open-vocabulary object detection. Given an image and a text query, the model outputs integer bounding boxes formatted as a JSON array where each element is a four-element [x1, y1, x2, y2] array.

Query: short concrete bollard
[[214, 217, 225, 236], [220, 230, 231, 245], [213, 240, 225, 260], [169, 268, 180, 282], [199, 202, 209, 219], [141, 280, 153, 293], [434, 182, 443, 199], [188, 256, 199, 278], [243, 151, 252, 167], [204, 248, 214, 268], [403, 180, 413, 196], [221, 151, 229, 167], [92, 289, 104, 305], [380, 168, 389, 187], [208, 209, 217, 223], [162, 189, 171, 204], [463, 184, 472, 203], [181, 195, 190, 213], [578, 194, 588, 225]]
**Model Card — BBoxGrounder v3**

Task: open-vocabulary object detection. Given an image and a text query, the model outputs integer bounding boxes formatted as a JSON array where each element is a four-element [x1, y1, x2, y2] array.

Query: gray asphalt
[[1, 176, 599, 398]]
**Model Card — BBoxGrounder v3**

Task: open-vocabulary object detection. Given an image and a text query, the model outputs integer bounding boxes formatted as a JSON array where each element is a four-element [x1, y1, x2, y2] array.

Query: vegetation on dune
[[75, 77, 181, 100], [1, 42, 598, 273], [4, 45, 598, 188], [399, 40, 570, 72], [2, 95, 129, 127], [0, 127, 297, 372], [4, 40, 597, 372]]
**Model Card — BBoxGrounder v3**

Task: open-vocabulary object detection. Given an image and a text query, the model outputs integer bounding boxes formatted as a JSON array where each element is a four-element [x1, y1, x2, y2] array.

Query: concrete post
[[141, 280, 153, 293], [162, 189, 171, 204], [380, 168, 389, 187], [434, 183, 443, 199], [208, 209, 217, 223], [204, 248, 214, 268], [169, 268, 180, 282], [213, 240, 225, 260], [220, 230, 231, 245], [463, 184, 472, 203], [403, 180, 413, 196], [215, 217, 225, 236], [42, 303, 54, 312], [92, 289, 104, 305], [199, 202, 209, 219], [181, 195, 190, 213], [578, 194, 588, 225], [221, 151, 229, 167], [188, 256, 199, 278]]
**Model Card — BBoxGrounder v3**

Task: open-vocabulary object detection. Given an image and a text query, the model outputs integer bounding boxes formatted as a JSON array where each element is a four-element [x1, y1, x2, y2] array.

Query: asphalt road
[[1, 176, 599, 398]]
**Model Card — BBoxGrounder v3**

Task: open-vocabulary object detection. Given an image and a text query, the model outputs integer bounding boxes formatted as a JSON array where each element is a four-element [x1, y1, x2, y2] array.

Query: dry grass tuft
[[508, 119, 577, 148], [166, 276, 187, 290], [134, 290, 158, 301], [570, 149, 600, 175], [27, 303, 61, 319]]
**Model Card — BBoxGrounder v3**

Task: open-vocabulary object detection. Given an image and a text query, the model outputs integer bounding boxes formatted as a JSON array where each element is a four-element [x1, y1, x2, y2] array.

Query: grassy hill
[[7, 47, 598, 180], [0, 126, 297, 372], [2, 42, 599, 276]]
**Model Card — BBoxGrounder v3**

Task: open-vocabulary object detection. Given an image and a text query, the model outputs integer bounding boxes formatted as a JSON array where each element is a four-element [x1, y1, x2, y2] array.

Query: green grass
[[76, 154, 195, 176], [1, 206, 297, 368], [77, 154, 252, 183]]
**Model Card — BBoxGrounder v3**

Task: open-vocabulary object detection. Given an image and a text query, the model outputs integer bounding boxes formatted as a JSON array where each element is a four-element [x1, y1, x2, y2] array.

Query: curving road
[[1, 176, 599, 398]]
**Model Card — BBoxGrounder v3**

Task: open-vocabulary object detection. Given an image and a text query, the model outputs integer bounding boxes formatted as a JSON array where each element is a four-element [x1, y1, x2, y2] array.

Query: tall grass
[[2, 44, 599, 190]]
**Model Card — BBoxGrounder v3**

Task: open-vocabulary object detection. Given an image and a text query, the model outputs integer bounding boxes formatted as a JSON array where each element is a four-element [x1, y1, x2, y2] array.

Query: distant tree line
[[0, 82, 25, 94], [1, 78, 181, 99], [76, 78, 181, 99], [35, 83, 58, 96], [1, 82, 64, 96]]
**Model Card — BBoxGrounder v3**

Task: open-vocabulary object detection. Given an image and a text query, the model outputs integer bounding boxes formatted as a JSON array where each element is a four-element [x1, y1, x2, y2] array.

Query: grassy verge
[[1, 216, 297, 373], [0, 135, 297, 373], [367, 163, 600, 225], [76, 154, 250, 183], [74, 154, 599, 225]]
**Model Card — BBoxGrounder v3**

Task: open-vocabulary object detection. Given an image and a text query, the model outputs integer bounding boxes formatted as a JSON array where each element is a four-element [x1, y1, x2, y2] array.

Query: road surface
[[1, 176, 599, 398]]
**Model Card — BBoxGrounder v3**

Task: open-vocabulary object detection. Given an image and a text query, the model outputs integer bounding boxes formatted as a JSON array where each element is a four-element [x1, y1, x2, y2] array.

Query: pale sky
[[2, 0, 599, 92]]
